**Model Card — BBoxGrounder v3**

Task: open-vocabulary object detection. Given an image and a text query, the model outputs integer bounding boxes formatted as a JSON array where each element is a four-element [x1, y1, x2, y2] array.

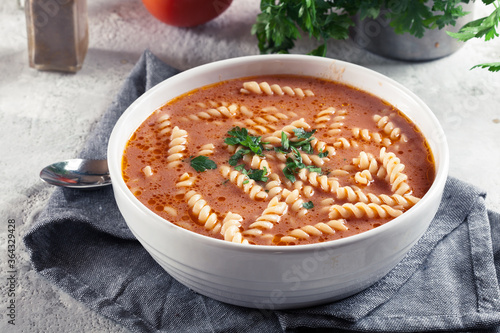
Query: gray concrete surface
[[1, 0, 499, 332]]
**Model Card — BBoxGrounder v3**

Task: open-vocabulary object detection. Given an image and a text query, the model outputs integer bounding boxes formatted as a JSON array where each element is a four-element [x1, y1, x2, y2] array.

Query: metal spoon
[[40, 159, 111, 189]]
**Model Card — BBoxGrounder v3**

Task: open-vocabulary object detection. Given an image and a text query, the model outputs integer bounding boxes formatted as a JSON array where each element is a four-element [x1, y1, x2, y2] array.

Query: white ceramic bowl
[[108, 55, 449, 310]]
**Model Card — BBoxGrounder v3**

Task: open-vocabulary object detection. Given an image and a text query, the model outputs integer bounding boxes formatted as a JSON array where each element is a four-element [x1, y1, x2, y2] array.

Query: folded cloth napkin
[[24, 50, 500, 333]]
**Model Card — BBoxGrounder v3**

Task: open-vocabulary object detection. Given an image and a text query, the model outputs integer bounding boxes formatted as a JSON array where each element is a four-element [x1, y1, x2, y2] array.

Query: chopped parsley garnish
[[235, 164, 269, 182], [225, 127, 266, 155], [281, 131, 290, 150], [303, 201, 314, 209], [225, 127, 269, 165], [293, 128, 315, 140], [277, 129, 316, 155], [282, 147, 321, 183], [226, 127, 322, 184], [318, 149, 328, 158], [307, 166, 322, 173], [228, 148, 250, 166], [277, 129, 323, 182], [190, 155, 217, 172]]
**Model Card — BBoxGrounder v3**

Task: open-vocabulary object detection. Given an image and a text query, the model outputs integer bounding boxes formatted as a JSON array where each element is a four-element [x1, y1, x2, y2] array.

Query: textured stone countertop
[[0, 0, 499, 332]]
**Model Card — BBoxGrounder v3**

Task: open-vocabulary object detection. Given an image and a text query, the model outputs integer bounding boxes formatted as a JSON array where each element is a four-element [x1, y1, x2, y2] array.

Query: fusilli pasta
[[240, 81, 314, 97], [185, 190, 221, 233], [167, 126, 188, 168], [221, 212, 249, 244], [220, 166, 268, 201], [329, 202, 403, 219]]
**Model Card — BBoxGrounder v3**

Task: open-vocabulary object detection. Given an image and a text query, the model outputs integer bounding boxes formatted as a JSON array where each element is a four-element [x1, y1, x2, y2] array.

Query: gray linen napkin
[[24, 50, 500, 333]]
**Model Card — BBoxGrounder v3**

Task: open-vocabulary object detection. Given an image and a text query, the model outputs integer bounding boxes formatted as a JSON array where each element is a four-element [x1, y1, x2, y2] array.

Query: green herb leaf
[[471, 62, 500, 72], [190, 156, 217, 172], [281, 145, 323, 183], [303, 201, 314, 209], [229, 148, 249, 166], [234, 164, 246, 172], [282, 148, 303, 182], [226, 126, 249, 143], [225, 127, 265, 155], [291, 129, 315, 154], [226, 127, 268, 166], [235, 164, 269, 182], [278, 129, 316, 154], [247, 168, 269, 182], [306, 166, 322, 173], [283, 163, 297, 183], [293, 128, 316, 140], [447, 5, 500, 42], [281, 131, 290, 150]]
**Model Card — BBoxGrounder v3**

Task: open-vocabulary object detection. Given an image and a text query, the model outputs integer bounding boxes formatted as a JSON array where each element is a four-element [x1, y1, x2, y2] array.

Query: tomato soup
[[122, 75, 435, 245]]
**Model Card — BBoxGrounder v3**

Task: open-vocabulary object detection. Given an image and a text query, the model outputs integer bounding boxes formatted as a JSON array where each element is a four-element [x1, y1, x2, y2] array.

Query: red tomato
[[142, 0, 233, 27]]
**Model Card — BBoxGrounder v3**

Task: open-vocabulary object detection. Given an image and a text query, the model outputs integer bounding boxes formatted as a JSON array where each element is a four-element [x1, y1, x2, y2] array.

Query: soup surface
[[122, 75, 435, 246]]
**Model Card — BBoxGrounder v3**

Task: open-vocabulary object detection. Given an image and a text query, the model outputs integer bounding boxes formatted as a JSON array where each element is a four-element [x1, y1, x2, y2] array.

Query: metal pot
[[350, 4, 475, 61]]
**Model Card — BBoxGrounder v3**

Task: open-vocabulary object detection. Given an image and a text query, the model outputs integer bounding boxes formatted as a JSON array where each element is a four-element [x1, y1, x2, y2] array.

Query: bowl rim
[[108, 54, 449, 253]]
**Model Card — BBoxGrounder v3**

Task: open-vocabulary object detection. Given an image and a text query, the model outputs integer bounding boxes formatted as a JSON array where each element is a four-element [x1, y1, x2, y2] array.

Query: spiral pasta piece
[[352, 127, 392, 147], [280, 118, 312, 134], [247, 196, 288, 233], [233, 118, 276, 135], [195, 100, 226, 109], [353, 151, 378, 173], [242, 154, 271, 175], [260, 106, 297, 120], [327, 110, 347, 136], [185, 103, 243, 122], [329, 169, 350, 177], [333, 137, 359, 149], [221, 212, 249, 244], [220, 166, 268, 201], [310, 138, 335, 157], [185, 190, 221, 233], [354, 170, 373, 185], [142, 166, 153, 177], [328, 202, 403, 219], [157, 113, 172, 139], [380, 147, 411, 195], [240, 81, 314, 97], [293, 180, 314, 198], [374, 115, 402, 141], [365, 193, 420, 208], [281, 189, 308, 217], [297, 168, 340, 193], [297, 168, 379, 203], [265, 173, 284, 198], [259, 111, 291, 122], [262, 119, 312, 148], [335, 186, 368, 202], [163, 206, 177, 217], [314, 107, 335, 128], [176, 172, 196, 189], [280, 219, 348, 243], [198, 143, 215, 156], [167, 126, 188, 168], [291, 151, 327, 167]]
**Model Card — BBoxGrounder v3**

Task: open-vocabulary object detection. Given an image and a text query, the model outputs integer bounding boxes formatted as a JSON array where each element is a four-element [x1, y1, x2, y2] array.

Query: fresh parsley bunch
[[252, 0, 500, 72], [447, 0, 500, 72]]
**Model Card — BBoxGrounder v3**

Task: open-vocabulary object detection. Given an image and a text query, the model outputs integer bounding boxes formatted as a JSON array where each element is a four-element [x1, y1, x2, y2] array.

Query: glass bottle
[[25, 0, 89, 72]]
